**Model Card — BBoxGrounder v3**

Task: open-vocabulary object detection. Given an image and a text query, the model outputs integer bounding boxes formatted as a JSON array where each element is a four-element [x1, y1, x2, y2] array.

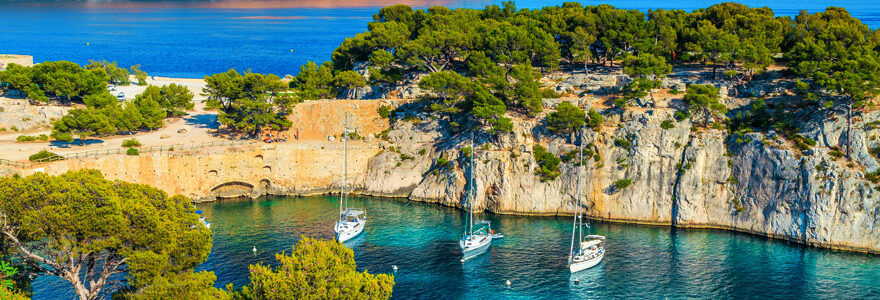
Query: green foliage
[[292, 61, 335, 100], [203, 69, 296, 136], [0, 262, 28, 300], [436, 156, 451, 168], [614, 138, 631, 149], [238, 237, 394, 300], [866, 171, 880, 184], [870, 146, 880, 160], [587, 109, 603, 131], [419, 70, 470, 113], [15, 135, 36, 142], [122, 139, 141, 149], [0, 170, 213, 300], [547, 102, 585, 135], [117, 271, 230, 300], [532, 145, 561, 181], [613, 179, 632, 189], [86, 60, 130, 85], [51, 108, 116, 145], [674, 110, 691, 121], [334, 71, 367, 99], [488, 117, 513, 134], [28, 150, 62, 162], [133, 91, 167, 130], [130, 64, 148, 85], [829, 149, 845, 159], [661, 120, 675, 130], [622, 53, 671, 102], [136, 84, 195, 116], [0, 61, 108, 102], [378, 106, 392, 119], [684, 84, 726, 126], [460, 146, 473, 158], [126, 147, 140, 156]]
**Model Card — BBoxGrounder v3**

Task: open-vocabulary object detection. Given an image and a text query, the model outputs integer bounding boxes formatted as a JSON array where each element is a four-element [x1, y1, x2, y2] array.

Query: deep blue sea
[[1, 0, 878, 78]]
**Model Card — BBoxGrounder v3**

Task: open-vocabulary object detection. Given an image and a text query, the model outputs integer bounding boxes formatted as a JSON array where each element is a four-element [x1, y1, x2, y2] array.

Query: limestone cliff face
[[359, 106, 880, 254]]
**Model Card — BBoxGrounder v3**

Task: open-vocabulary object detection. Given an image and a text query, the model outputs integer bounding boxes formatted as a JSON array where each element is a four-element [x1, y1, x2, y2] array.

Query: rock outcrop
[[0, 98, 71, 131]]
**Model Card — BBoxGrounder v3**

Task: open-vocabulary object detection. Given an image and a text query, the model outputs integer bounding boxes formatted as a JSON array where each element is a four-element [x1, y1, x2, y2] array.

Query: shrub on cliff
[[684, 84, 726, 126], [547, 102, 585, 135], [533, 145, 561, 181], [614, 179, 632, 189], [377, 105, 392, 119], [126, 147, 140, 156], [587, 109, 603, 131]]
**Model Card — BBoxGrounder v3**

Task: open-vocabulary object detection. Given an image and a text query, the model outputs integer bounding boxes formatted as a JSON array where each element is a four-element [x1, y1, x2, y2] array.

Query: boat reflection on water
[[568, 261, 605, 291], [342, 232, 365, 249]]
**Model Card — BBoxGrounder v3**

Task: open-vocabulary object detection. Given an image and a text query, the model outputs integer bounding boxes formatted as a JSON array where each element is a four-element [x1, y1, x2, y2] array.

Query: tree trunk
[[64, 269, 94, 300], [712, 62, 717, 80]]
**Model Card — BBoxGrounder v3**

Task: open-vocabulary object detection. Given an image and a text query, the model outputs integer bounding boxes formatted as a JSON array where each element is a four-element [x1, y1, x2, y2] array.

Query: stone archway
[[211, 181, 254, 199]]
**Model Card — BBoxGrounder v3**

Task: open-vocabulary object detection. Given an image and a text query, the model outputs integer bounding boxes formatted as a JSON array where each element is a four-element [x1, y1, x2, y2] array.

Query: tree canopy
[[0, 170, 214, 300], [547, 102, 585, 134], [239, 237, 394, 300], [203, 69, 296, 136], [683, 84, 726, 125]]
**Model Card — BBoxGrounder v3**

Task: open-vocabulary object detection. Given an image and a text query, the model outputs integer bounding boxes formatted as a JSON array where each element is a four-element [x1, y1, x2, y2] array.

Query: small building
[[0, 54, 34, 70]]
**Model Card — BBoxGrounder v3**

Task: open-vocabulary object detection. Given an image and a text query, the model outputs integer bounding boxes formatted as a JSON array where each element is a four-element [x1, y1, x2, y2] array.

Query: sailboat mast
[[343, 114, 348, 212], [577, 130, 584, 248], [569, 129, 585, 263], [468, 136, 475, 235]]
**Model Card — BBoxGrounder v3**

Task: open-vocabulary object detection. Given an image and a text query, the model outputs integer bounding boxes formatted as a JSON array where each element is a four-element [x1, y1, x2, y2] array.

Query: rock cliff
[[7, 73, 879, 254]]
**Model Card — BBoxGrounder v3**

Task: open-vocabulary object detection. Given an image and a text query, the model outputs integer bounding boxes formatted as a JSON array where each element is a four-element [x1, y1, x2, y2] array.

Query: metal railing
[[0, 159, 27, 168]]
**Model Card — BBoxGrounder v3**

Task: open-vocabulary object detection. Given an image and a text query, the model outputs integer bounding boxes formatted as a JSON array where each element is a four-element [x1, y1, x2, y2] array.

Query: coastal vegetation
[[0, 60, 149, 103], [0, 171, 394, 300], [317, 2, 880, 159], [203, 70, 296, 136], [239, 237, 394, 300], [0, 170, 214, 300], [50, 86, 193, 144]]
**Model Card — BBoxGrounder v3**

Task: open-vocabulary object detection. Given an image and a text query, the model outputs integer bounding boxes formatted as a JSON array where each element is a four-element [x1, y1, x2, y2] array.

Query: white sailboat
[[460, 137, 492, 261], [335, 114, 366, 243], [569, 131, 606, 273]]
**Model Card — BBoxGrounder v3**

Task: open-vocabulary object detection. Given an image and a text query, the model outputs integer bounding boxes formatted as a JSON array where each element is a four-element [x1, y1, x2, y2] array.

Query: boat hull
[[460, 234, 492, 261], [569, 252, 604, 273], [335, 219, 365, 243]]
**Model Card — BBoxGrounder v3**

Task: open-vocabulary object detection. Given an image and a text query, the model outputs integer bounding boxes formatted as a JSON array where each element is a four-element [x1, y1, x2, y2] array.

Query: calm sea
[[30, 195, 880, 299], [1, 0, 878, 78]]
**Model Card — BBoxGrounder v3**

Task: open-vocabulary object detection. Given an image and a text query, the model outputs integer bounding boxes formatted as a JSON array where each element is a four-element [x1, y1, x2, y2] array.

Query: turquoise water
[[28, 195, 880, 298], [191, 195, 879, 299]]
